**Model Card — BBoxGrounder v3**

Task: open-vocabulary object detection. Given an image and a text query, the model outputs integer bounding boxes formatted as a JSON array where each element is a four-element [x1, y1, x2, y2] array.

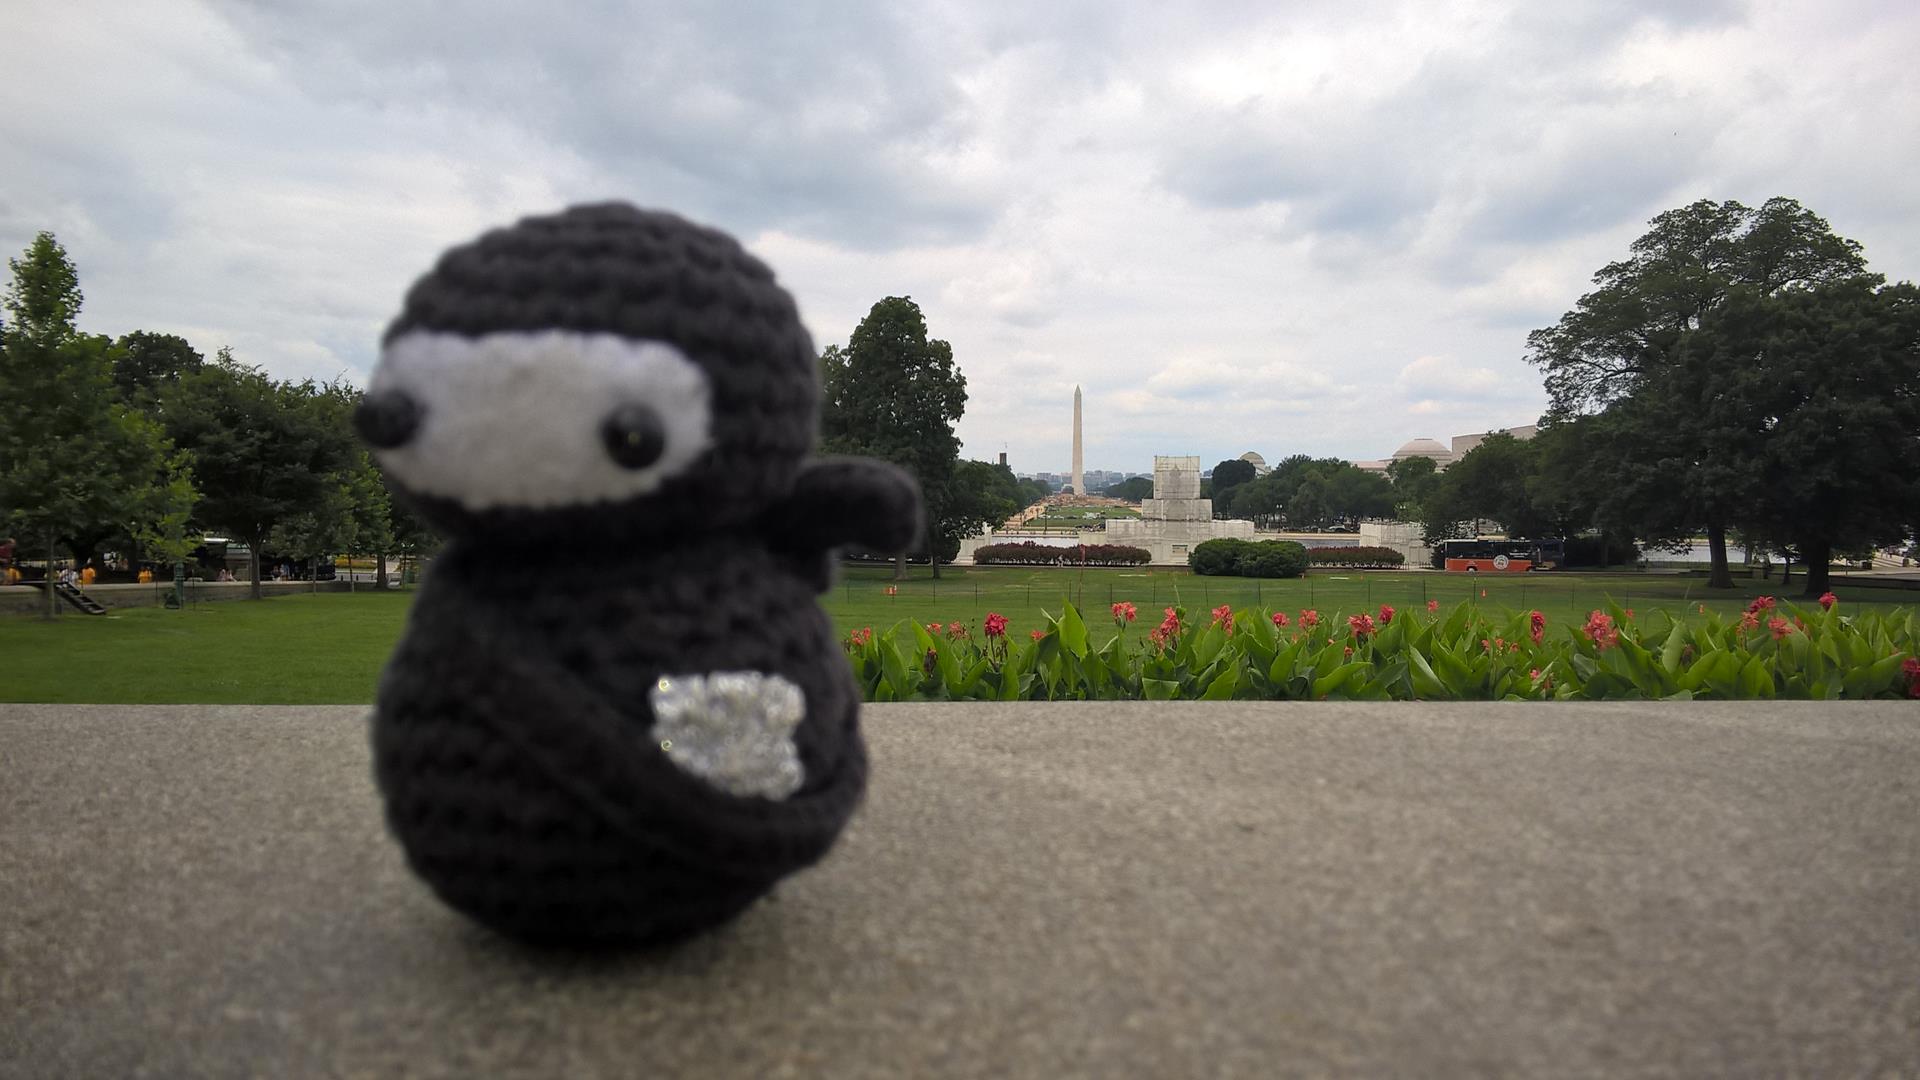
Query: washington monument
[[1071, 385, 1084, 496]]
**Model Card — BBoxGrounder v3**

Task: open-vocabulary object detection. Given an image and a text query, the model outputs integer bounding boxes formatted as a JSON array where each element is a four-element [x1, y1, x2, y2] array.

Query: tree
[[1104, 476, 1152, 502], [0, 233, 187, 616], [1700, 280, 1920, 596], [940, 460, 1023, 559], [1383, 455, 1441, 522], [819, 297, 967, 578], [112, 331, 204, 406], [1209, 458, 1256, 515], [159, 351, 358, 598], [1422, 435, 1554, 540], [1527, 197, 1871, 587]]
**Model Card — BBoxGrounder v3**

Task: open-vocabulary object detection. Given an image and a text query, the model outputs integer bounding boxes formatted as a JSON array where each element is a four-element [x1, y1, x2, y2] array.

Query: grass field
[[1, 564, 1909, 704]]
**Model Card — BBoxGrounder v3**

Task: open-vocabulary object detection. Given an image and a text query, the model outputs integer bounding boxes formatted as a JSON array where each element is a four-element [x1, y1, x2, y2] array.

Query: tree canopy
[[1525, 197, 1879, 588], [159, 350, 360, 598], [819, 296, 968, 577], [0, 233, 187, 614], [1104, 476, 1153, 502]]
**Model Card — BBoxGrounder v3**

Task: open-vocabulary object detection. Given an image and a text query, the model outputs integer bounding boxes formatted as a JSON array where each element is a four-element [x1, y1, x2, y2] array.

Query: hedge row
[[1306, 546, 1406, 568], [1189, 538, 1309, 578], [974, 541, 1152, 566]]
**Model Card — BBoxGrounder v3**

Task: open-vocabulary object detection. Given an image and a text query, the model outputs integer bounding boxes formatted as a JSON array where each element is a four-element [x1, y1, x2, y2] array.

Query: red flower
[[1495, 637, 1506, 651], [1624, 608, 1635, 620], [927, 622, 942, 634], [848, 627, 873, 648], [1818, 592, 1838, 610], [1747, 595, 1777, 615], [1347, 612, 1376, 639], [1030, 629, 1046, 641], [1768, 616, 1791, 639], [984, 612, 1008, 638], [1529, 610, 1545, 645], [1210, 604, 1234, 633], [1582, 610, 1618, 651], [1342, 646, 1353, 659], [1299, 608, 1319, 629], [1904, 657, 1920, 698], [1159, 606, 1183, 638], [1111, 601, 1137, 624], [1378, 604, 1395, 625], [1739, 611, 1760, 634], [1427, 599, 1439, 613], [1271, 611, 1290, 628], [947, 621, 969, 640]]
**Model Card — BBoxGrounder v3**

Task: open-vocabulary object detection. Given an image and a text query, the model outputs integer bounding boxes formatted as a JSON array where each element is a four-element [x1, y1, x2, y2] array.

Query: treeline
[[0, 232, 432, 604], [1199, 198, 1919, 598]]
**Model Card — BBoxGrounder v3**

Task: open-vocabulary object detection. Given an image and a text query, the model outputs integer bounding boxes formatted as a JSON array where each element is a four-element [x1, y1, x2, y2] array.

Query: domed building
[[1353, 425, 1536, 473], [1238, 450, 1270, 476], [1391, 438, 1452, 465]]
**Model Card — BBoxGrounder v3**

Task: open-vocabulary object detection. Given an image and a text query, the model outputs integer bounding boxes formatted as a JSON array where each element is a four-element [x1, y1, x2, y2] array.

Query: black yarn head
[[377, 203, 819, 546]]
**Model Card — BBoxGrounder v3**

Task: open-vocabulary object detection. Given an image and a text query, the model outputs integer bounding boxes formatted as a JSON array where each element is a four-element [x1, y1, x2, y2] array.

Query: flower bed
[[843, 594, 1919, 702], [973, 541, 1151, 566], [1306, 545, 1406, 568]]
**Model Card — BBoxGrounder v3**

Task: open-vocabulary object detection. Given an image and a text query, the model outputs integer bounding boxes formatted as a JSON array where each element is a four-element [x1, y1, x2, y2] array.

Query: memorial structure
[[1070, 386, 1085, 496], [1106, 456, 1254, 565]]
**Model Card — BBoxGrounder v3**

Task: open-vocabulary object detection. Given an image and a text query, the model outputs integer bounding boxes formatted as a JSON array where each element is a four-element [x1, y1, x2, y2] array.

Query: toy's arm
[[765, 457, 924, 554]]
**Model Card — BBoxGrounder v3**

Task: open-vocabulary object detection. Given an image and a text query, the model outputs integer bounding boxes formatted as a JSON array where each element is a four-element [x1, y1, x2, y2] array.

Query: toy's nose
[[355, 389, 424, 449]]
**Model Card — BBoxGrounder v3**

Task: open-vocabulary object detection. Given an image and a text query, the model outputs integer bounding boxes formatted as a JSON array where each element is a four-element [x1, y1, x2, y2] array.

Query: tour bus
[[1432, 537, 1565, 572]]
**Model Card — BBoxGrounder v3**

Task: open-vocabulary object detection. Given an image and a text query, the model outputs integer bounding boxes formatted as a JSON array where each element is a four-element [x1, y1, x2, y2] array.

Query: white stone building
[[1105, 456, 1255, 565]]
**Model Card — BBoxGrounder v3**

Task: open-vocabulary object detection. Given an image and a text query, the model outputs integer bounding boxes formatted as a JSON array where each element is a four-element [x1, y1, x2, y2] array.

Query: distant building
[[1352, 425, 1537, 473], [1238, 451, 1270, 477]]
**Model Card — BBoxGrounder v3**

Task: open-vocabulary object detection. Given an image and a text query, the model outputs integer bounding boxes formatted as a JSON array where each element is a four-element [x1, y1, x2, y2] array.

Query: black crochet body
[[371, 534, 867, 946]]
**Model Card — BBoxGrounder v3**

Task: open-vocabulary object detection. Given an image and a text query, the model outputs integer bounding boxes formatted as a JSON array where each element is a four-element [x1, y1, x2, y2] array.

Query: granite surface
[[3, 702, 1916, 1078]]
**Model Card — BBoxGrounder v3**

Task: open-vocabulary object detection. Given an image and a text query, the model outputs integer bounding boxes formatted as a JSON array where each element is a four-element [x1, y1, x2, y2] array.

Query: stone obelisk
[[1071, 385, 1084, 497]]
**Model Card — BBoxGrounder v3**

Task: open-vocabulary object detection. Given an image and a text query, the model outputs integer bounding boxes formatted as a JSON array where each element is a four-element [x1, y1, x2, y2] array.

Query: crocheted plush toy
[[355, 203, 921, 946]]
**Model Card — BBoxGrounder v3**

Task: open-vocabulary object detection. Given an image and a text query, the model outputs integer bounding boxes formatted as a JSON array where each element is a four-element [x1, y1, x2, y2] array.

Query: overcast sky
[[5, 1, 1916, 476]]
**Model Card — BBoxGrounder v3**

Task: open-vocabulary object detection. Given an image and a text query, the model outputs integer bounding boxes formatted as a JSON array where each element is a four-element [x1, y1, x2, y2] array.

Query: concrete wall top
[[3, 702, 1916, 1077]]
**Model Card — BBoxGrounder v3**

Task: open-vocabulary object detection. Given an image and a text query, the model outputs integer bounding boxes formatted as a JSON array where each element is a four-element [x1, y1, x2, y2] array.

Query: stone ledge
[[2, 702, 1916, 1077]]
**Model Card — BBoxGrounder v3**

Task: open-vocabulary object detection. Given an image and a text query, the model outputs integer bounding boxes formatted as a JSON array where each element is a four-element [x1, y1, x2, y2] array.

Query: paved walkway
[[3, 702, 1916, 1077]]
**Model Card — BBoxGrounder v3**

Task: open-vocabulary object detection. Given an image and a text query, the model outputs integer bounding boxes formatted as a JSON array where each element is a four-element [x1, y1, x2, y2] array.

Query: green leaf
[[1660, 621, 1687, 675], [1200, 662, 1241, 700], [1057, 601, 1089, 660], [1142, 677, 1180, 701], [1312, 660, 1369, 699]]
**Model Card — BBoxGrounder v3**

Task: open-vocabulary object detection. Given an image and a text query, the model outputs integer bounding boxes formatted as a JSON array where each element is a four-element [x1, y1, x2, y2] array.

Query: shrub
[[1563, 535, 1641, 567], [1189, 538, 1308, 578], [974, 541, 1150, 567], [1305, 546, 1406, 568]]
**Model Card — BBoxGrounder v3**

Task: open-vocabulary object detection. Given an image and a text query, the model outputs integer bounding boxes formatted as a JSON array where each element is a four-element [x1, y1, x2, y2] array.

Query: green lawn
[[1, 565, 1907, 703]]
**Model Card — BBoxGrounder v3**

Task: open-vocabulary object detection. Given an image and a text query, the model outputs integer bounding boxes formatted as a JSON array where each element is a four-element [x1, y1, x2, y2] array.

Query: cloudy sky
[[5, 1, 1917, 476]]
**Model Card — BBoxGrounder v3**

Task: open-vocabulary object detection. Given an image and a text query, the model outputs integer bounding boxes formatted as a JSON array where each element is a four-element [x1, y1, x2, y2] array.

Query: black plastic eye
[[355, 389, 424, 450], [600, 404, 666, 469]]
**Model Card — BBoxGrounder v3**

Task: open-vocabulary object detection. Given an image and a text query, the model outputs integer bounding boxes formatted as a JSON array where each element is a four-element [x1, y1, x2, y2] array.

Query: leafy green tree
[[111, 331, 204, 406], [819, 297, 967, 578], [1208, 458, 1256, 515], [1696, 280, 1920, 596], [940, 460, 1023, 559], [1423, 434, 1552, 540], [1383, 455, 1441, 522], [1104, 476, 1152, 502], [1527, 197, 1871, 587], [0, 232, 187, 616], [160, 350, 358, 598]]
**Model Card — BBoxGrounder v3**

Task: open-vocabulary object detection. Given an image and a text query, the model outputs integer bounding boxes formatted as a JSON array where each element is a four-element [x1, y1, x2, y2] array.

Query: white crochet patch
[[369, 330, 712, 511], [648, 671, 805, 800]]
